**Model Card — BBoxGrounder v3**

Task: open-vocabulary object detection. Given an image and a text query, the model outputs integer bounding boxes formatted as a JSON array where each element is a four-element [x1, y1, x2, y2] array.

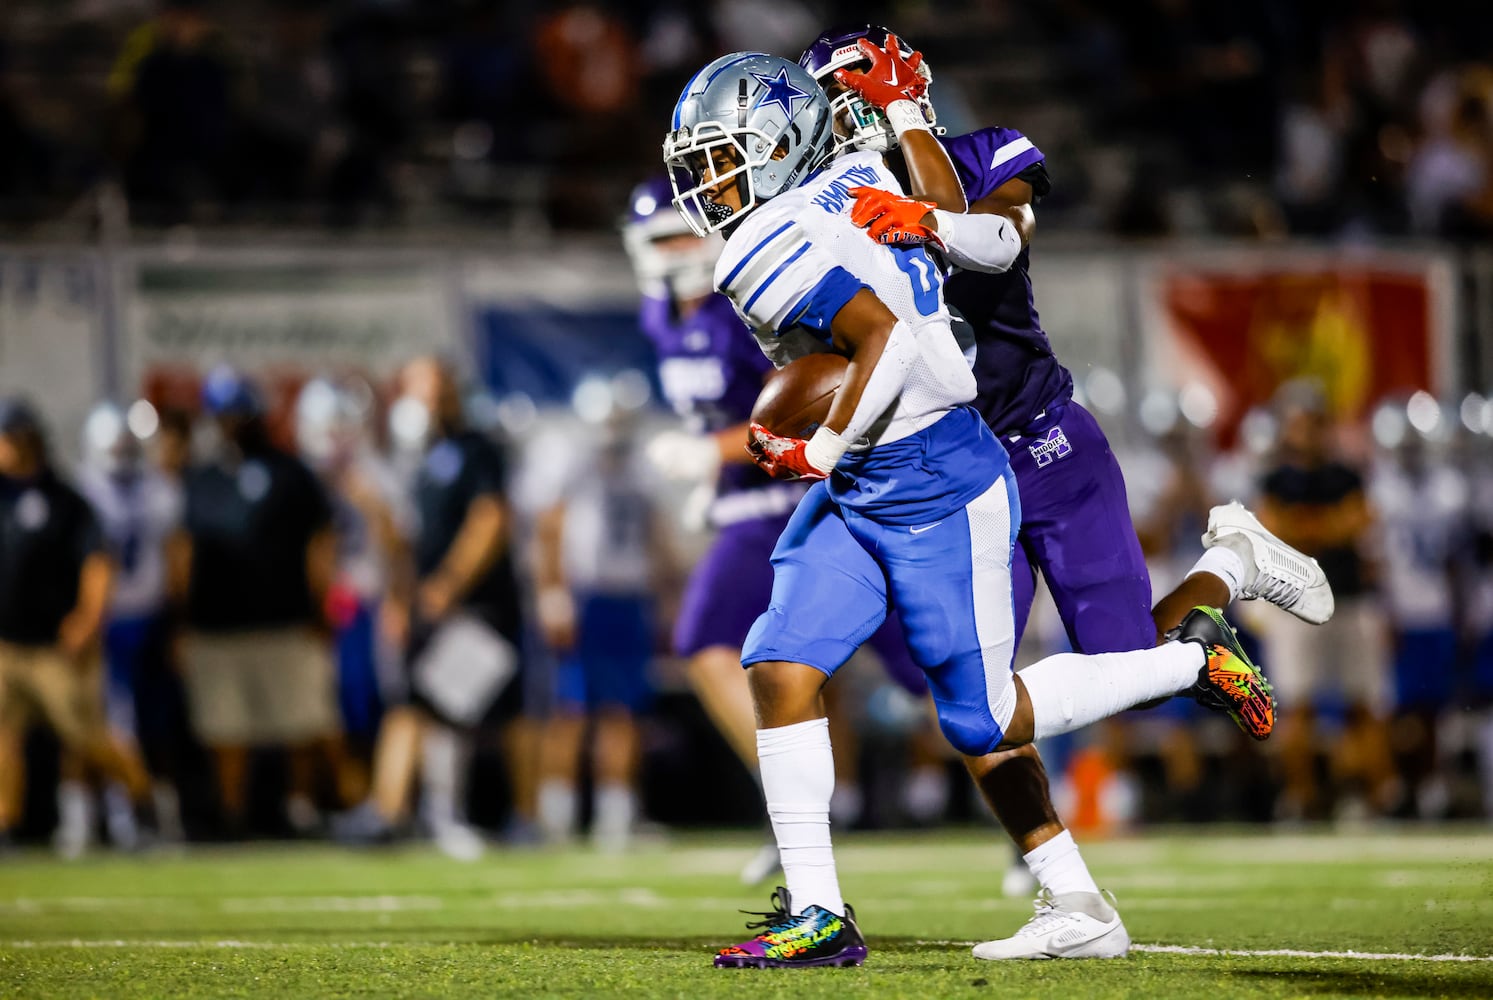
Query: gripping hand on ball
[[848, 186, 942, 249], [833, 34, 927, 110], [747, 423, 829, 482]]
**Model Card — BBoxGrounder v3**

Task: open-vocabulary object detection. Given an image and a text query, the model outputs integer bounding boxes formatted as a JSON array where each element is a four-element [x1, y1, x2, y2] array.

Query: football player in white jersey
[[1369, 400, 1465, 816], [73, 401, 184, 849], [665, 51, 1275, 968], [294, 376, 410, 824], [534, 413, 674, 851]]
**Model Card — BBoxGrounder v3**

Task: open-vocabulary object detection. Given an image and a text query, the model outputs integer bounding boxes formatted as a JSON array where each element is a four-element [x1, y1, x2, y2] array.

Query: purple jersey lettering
[[938, 127, 1073, 436], [639, 291, 777, 498]]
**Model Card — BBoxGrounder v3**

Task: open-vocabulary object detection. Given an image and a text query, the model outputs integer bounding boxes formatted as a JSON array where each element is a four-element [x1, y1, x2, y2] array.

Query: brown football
[[750, 352, 848, 439]]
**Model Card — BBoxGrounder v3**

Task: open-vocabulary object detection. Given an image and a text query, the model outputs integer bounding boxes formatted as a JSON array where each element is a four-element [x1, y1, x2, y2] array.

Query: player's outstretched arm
[[836, 35, 966, 214], [850, 163, 1034, 274]]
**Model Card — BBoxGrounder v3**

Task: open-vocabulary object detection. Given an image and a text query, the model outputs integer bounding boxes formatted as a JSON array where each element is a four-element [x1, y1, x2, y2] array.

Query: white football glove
[[645, 429, 721, 484]]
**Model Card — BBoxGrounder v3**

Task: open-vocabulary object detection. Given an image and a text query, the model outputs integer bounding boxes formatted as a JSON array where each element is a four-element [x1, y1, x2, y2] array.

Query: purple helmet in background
[[798, 24, 937, 156], [621, 176, 723, 302]]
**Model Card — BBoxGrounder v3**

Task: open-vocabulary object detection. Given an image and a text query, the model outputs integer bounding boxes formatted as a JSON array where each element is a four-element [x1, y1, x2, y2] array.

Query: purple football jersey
[[641, 290, 779, 498], [938, 127, 1074, 437]]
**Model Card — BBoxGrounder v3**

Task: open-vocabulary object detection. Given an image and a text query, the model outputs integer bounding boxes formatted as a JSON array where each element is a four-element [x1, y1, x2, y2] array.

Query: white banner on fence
[[0, 250, 107, 461], [121, 248, 459, 391]]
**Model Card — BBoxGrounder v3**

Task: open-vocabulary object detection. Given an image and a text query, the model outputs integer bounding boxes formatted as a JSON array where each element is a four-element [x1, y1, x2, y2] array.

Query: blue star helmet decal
[[750, 67, 813, 119]]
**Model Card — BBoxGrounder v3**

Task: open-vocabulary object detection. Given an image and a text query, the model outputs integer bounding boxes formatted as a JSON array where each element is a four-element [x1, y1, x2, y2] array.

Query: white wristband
[[884, 100, 930, 140], [804, 425, 850, 473]]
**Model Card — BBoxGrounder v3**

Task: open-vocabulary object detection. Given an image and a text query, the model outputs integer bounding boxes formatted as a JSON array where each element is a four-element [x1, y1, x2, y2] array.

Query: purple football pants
[[673, 512, 926, 695], [1005, 401, 1156, 655]]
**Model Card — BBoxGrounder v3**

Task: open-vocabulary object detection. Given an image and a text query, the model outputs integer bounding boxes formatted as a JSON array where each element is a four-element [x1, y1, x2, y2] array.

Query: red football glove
[[746, 423, 829, 482], [847, 186, 942, 248], [832, 34, 927, 110]]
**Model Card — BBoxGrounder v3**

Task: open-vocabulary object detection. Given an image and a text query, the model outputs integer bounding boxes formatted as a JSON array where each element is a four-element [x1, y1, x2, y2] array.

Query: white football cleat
[[972, 890, 1130, 960], [1203, 501, 1335, 625]]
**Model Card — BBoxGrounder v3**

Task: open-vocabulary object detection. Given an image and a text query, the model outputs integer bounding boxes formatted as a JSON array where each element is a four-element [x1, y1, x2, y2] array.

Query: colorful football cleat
[[714, 887, 867, 968], [1174, 606, 1276, 740]]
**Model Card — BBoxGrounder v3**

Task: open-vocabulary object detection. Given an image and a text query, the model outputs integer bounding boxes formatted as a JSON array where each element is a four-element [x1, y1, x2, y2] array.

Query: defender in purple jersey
[[802, 25, 1334, 960], [623, 178, 928, 877]]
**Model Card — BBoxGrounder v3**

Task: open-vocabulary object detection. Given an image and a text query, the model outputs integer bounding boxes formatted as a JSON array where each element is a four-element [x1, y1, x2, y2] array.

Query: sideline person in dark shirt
[[168, 367, 344, 834], [1256, 388, 1392, 819], [0, 399, 152, 844], [336, 357, 522, 857]]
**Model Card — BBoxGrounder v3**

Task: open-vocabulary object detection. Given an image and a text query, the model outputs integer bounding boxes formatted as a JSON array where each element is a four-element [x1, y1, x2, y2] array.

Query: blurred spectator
[[152, 407, 195, 481], [1407, 70, 1493, 237], [108, 0, 240, 223], [337, 357, 524, 859], [534, 415, 672, 851], [322, 4, 413, 224], [1368, 407, 1464, 818], [0, 37, 57, 223], [1254, 386, 1394, 820], [74, 402, 187, 846], [0, 398, 153, 851], [293, 376, 408, 799], [168, 366, 343, 836], [240, 0, 339, 206]]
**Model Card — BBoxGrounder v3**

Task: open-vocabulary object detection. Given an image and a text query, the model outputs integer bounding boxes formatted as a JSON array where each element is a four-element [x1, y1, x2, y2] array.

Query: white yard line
[[914, 940, 1493, 962], [1130, 944, 1493, 963], [3, 939, 1491, 963]]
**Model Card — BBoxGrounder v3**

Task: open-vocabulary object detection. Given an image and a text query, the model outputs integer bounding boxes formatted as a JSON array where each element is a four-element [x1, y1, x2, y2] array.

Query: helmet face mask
[[798, 25, 937, 158], [665, 123, 767, 236], [664, 53, 833, 237]]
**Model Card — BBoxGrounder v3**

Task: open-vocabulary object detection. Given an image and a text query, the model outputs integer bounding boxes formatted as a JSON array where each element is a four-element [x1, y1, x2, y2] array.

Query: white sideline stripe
[[0, 940, 399, 949], [5, 939, 1492, 963], [1132, 944, 1493, 962], [915, 941, 1493, 963]]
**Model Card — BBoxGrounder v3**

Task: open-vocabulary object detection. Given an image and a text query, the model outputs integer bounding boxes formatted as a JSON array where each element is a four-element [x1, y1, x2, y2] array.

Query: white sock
[[419, 725, 472, 829], [103, 783, 139, 849], [1188, 546, 1246, 603], [758, 718, 844, 916], [1023, 829, 1101, 897], [591, 783, 636, 849], [537, 779, 578, 843], [153, 783, 184, 843], [1023, 642, 1204, 742]]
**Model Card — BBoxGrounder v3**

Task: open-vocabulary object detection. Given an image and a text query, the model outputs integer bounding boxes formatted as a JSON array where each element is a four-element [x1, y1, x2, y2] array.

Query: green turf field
[[2, 828, 1491, 998]]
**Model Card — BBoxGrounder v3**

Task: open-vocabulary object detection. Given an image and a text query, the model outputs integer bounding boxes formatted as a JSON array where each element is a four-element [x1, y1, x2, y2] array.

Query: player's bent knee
[[746, 660, 829, 728], [935, 711, 1004, 758]]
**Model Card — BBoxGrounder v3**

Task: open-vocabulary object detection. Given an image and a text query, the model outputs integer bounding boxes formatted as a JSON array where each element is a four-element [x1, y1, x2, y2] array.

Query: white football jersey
[[714, 151, 976, 449], [75, 466, 182, 620], [332, 451, 412, 601], [560, 448, 657, 595], [1369, 460, 1466, 628]]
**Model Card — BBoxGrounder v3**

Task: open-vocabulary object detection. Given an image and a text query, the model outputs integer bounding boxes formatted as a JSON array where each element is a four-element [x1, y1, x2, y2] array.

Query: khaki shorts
[[181, 628, 338, 746], [1252, 596, 1391, 715], [0, 642, 107, 749]]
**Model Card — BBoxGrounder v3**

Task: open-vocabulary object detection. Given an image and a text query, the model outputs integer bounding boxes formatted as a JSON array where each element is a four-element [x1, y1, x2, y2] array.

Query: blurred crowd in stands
[[3, 363, 1493, 858], [0, 0, 1490, 237]]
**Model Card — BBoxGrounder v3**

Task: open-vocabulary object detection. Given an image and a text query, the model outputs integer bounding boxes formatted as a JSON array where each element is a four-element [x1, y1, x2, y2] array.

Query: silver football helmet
[[663, 52, 834, 237]]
